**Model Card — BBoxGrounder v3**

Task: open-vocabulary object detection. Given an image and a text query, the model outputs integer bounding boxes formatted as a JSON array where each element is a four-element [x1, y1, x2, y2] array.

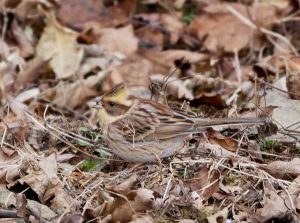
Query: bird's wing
[[113, 100, 194, 142]]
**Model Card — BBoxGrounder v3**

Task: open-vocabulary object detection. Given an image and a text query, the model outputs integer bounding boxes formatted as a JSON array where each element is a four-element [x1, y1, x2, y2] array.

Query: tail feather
[[193, 117, 264, 129]]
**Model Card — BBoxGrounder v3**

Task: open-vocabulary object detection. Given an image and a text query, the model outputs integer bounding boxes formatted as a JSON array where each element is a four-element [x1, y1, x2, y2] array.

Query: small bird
[[93, 84, 263, 163]]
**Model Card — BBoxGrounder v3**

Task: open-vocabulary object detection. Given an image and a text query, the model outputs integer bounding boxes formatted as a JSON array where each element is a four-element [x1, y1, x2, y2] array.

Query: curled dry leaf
[[105, 174, 138, 195], [206, 129, 238, 152], [264, 158, 300, 179], [14, 0, 46, 21], [36, 9, 83, 79], [100, 188, 162, 223]]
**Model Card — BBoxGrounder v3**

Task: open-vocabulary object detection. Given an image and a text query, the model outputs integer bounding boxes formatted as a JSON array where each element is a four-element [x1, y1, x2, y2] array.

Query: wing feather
[[112, 100, 194, 142]]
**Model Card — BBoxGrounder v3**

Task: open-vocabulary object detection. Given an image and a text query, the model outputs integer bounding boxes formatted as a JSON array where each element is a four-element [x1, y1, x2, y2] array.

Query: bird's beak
[[90, 97, 103, 109]]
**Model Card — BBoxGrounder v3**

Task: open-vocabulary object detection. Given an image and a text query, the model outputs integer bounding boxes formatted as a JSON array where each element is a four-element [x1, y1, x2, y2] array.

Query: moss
[[182, 3, 196, 24], [260, 139, 280, 152], [224, 174, 236, 185]]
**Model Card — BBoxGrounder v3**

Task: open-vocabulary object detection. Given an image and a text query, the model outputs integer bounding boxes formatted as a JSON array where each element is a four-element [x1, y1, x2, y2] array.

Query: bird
[[92, 83, 264, 163]]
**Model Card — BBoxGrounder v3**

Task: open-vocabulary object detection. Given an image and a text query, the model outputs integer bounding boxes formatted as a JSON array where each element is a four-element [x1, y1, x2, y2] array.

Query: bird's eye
[[109, 101, 115, 107]]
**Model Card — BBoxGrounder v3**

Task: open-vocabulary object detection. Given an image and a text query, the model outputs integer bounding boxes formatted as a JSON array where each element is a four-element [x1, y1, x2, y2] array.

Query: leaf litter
[[0, 0, 300, 222]]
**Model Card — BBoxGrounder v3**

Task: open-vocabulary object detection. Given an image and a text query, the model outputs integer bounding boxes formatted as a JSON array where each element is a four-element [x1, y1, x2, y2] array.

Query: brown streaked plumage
[[93, 84, 263, 162]]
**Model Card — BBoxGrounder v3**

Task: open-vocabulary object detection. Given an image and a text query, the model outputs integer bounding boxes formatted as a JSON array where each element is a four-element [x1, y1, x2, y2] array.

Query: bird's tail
[[193, 117, 265, 129]]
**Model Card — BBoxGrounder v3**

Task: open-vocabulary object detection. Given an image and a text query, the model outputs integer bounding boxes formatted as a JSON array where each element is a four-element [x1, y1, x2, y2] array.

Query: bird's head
[[92, 84, 133, 125]]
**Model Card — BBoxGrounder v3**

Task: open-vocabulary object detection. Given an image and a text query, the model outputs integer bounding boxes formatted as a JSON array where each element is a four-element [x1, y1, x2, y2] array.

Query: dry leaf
[[256, 183, 288, 221], [11, 20, 34, 58], [110, 57, 152, 88], [206, 129, 238, 152], [129, 214, 154, 223], [0, 185, 17, 208], [207, 207, 228, 223], [260, 77, 300, 137], [286, 56, 300, 100], [135, 26, 164, 51], [107, 188, 161, 222], [264, 158, 300, 179], [187, 166, 220, 200], [150, 74, 194, 100], [143, 50, 207, 74], [52, 79, 98, 109], [97, 25, 138, 57], [161, 14, 184, 44], [36, 9, 83, 79], [56, 0, 133, 30], [27, 199, 57, 221], [105, 174, 138, 195], [189, 3, 277, 53]]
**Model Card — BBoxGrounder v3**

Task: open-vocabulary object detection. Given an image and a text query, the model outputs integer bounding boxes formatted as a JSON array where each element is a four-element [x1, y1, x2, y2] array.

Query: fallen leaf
[[105, 174, 138, 195], [110, 57, 152, 88], [11, 20, 34, 58], [15, 57, 48, 90], [0, 185, 17, 208], [51, 79, 98, 109], [143, 50, 207, 74], [56, 0, 134, 30], [0, 61, 15, 100], [96, 25, 138, 57], [129, 214, 154, 223], [207, 207, 228, 223], [206, 129, 238, 152], [150, 74, 194, 101], [260, 76, 300, 141], [101, 188, 161, 223], [135, 26, 164, 51], [161, 14, 184, 44], [189, 2, 278, 53], [27, 199, 57, 221], [179, 220, 196, 223], [187, 166, 220, 200], [60, 212, 84, 223], [190, 92, 225, 108], [256, 183, 289, 221], [36, 9, 83, 79], [286, 74, 300, 100], [264, 158, 300, 179]]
